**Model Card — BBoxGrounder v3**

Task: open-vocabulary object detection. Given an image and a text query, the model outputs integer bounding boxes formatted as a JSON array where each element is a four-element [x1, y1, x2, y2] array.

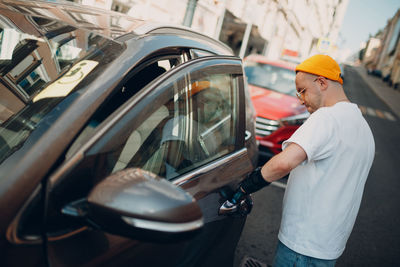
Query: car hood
[[249, 85, 307, 120]]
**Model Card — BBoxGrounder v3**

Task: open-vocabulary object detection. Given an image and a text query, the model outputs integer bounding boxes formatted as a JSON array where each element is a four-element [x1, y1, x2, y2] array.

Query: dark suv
[[0, 1, 258, 266]]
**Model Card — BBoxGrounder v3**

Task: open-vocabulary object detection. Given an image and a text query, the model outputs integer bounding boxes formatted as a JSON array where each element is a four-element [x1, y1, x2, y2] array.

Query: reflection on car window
[[65, 57, 183, 158], [244, 61, 296, 96], [109, 72, 238, 180], [0, 18, 122, 164]]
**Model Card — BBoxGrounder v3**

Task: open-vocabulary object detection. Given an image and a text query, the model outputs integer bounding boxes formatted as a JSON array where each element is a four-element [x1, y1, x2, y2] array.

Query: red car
[[244, 55, 309, 158]]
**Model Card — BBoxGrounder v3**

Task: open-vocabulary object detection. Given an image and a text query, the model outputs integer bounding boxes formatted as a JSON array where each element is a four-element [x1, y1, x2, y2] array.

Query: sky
[[339, 0, 400, 54]]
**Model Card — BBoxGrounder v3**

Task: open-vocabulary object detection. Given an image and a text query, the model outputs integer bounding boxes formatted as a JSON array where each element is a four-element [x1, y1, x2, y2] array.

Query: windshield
[[244, 61, 297, 96], [0, 14, 122, 164]]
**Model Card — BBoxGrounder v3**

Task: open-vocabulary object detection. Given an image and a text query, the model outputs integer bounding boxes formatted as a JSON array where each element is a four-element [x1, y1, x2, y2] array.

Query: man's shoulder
[[304, 108, 332, 125], [310, 103, 357, 122]]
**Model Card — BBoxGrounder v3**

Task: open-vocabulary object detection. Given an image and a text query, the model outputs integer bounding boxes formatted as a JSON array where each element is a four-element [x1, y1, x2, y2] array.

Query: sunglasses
[[295, 77, 320, 101]]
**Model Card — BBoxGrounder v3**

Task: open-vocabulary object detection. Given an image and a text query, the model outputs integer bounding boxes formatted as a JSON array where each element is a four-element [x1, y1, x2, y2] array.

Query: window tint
[[65, 56, 183, 158], [112, 72, 238, 180]]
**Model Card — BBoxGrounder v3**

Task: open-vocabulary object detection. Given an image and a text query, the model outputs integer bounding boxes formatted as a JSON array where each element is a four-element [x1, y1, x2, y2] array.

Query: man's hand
[[231, 167, 270, 204]]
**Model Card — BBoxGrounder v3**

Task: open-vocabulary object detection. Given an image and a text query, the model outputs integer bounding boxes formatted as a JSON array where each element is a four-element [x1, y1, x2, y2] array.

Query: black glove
[[231, 167, 271, 204]]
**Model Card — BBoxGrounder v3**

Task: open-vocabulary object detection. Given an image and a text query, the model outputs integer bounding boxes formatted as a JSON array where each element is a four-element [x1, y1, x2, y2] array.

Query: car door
[[44, 56, 254, 267]]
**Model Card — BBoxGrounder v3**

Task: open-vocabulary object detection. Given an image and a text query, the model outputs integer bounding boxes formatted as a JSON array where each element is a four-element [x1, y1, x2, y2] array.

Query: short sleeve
[[282, 109, 338, 163]]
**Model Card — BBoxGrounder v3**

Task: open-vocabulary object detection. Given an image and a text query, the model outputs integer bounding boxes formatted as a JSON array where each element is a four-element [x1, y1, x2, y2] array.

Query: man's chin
[[306, 106, 314, 114]]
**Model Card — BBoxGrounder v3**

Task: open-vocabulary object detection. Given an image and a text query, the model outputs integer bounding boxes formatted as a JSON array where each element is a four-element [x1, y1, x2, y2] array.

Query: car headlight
[[279, 112, 309, 126]]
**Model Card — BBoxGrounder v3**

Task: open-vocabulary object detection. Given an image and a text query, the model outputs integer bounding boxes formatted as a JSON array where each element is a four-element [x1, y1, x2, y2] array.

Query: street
[[234, 66, 400, 267]]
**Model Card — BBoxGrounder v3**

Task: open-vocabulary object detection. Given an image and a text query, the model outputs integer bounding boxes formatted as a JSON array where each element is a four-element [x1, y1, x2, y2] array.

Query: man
[[233, 54, 375, 266]]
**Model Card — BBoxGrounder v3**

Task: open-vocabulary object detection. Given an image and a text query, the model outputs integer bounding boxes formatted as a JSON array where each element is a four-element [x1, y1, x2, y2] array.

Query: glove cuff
[[240, 166, 271, 194]]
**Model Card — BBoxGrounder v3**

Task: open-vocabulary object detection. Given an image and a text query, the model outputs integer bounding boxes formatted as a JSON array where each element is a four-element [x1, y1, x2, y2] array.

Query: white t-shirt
[[279, 102, 375, 260]]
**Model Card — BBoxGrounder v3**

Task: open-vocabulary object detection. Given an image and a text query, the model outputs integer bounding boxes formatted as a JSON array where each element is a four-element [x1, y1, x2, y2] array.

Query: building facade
[[363, 8, 400, 88], [71, 0, 349, 62]]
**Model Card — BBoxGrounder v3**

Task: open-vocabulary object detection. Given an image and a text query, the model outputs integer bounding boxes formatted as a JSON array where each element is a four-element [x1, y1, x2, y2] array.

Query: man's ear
[[318, 77, 329, 91]]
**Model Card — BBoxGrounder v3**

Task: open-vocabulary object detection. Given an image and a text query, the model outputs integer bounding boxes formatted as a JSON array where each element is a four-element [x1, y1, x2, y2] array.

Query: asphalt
[[352, 65, 400, 119]]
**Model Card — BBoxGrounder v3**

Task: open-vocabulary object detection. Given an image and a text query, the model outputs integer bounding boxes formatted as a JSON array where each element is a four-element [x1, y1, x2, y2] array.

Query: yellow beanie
[[295, 54, 343, 84]]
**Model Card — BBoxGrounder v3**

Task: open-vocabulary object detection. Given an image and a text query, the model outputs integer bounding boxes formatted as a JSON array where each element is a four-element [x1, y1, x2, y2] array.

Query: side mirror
[[62, 168, 203, 242]]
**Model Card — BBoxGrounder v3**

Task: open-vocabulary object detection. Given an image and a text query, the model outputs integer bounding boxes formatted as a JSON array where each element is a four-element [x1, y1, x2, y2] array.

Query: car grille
[[255, 116, 280, 137]]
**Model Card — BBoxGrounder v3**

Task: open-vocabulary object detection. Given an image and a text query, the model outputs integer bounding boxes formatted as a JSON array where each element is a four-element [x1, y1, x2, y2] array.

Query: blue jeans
[[273, 241, 337, 267]]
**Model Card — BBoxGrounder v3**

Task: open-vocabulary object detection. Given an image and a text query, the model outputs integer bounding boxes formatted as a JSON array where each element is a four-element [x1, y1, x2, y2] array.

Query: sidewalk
[[353, 66, 400, 119]]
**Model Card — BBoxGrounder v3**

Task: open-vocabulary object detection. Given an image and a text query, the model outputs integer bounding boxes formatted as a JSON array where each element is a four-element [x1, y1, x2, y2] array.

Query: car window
[[112, 72, 238, 180], [244, 61, 297, 96], [65, 55, 184, 158], [0, 21, 123, 165], [68, 59, 239, 182]]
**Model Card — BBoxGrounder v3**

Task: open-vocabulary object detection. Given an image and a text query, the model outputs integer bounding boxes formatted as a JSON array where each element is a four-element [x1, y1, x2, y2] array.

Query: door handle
[[219, 194, 253, 216], [245, 130, 251, 141]]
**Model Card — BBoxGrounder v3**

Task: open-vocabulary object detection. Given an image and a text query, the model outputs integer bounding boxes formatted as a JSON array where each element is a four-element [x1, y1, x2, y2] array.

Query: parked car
[[367, 68, 383, 77], [0, 1, 258, 266], [243, 55, 309, 158]]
